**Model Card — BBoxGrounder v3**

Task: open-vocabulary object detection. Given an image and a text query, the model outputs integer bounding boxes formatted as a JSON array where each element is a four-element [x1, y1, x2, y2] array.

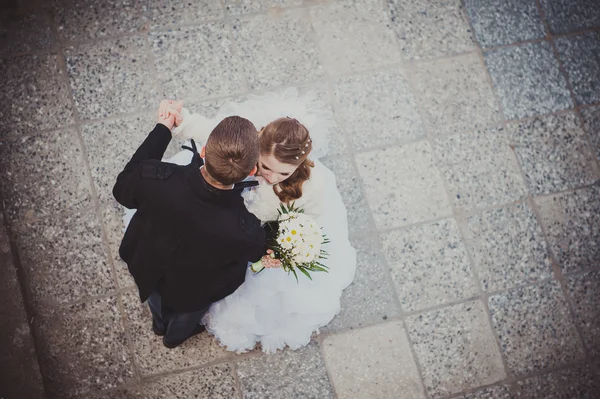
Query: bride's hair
[[259, 117, 314, 203]]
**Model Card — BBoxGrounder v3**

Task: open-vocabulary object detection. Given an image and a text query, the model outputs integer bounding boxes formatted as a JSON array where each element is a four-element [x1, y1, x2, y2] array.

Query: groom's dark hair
[[205, 116, 259, 186]]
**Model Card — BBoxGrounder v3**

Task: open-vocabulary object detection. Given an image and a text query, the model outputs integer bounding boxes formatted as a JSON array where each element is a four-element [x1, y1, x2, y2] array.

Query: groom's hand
[[157, 100, 183, 130]]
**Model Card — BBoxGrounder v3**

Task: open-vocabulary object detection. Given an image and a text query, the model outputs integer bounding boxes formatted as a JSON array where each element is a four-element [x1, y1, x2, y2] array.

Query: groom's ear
[[200, 146, 206, 158], [248, 165, 257, 177]]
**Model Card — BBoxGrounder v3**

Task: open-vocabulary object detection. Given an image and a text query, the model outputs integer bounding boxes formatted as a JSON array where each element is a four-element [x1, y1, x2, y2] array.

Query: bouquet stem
[[250, 261, 265, 274]]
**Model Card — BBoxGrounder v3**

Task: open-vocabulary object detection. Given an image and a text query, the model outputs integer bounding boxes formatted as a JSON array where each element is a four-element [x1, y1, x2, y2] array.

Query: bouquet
[[250, 204, 329, 281]]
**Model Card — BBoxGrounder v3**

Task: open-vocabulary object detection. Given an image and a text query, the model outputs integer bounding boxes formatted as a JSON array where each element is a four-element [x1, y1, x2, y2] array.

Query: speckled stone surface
[[467, 203, 552, 292], [323, 236, 400, 332], [310, 0, 401, 75], [516, 362, 600, 398], [333, 70, 425, 150], [322, 321, 426, 399], [407, 301, 506, 398], [410, 53, 501, 138], [388, 0, 475, 60], [0, 10, 53, 54], [582, 105, 600, 161], [0, 53, 75, 139], [535, 185, 600, 275], [507, 112, 598, 195], [455, 384, 513, 399], [464, 0, 545, 48], [488, 281, 584, 376], [150, 24, 246, 101], [15, 211, 114, 308], [66, 36, 158, 120], [121, 290, 229, 376], [539, 0, 600, 34], [433, 127, 527, 212], [0, 128, 93, 223], [144, 0, 223, 27], [555, 32, 600, 106], [484, 42, 573, 120], [35, 296, 135, 398], [356, 142, 452, 229], [566, 271, 600, 355], [224, 0, 304, 15], [232, 10, 323, 90], [143, 364, 238, 398], [381, 219, 478, 312]]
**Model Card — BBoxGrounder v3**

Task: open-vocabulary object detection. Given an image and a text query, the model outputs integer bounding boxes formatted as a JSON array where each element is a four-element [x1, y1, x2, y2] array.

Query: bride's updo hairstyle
[[260, 117, 314, 203]]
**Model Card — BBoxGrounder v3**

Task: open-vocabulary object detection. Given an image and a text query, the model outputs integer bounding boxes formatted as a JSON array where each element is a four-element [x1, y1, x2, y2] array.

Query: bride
[[125, 89, 356, 353]]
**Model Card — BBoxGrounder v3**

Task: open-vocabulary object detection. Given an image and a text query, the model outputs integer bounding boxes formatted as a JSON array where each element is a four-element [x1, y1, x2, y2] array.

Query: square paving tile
[[410, 54, 501, 138], [322, 321, 426, 399], [66, 36, 159, 120], [121, 290, 229, 376], [36, 296, 135, 398], [224, 0, 304, 15], [54, 0, 146, 41], [143, 364, 238, 398], [539, 0, 600, 34], [0, 10, 53, 54], [456, 384, 513, 399], [535, 185, 600, 275], [144, 0, 223, 27], [0, 53, 75, 139], [582, 105, 600, 161], [237, 342, 334, 399], [356, 142, 452, 229], [484, 42, 573, 120], [388, 0, 475, 60], [467, 203, 552, 292], [0, 128, 93, 223], [507, 112, 598, 195], [381, 219, 478, 312], [555, 32, 600, 106], [333, 70, 425, 151], [323, 236, 400, 332], [15, 211, 115, 308], [407, 300, 506, 398], [433, 127, 527, 212], [516, 362, 600, 398], [310, 0, 401, 75], [464, 0, 545, 48], [566, 271, 600, 355], [150, 24, 246, 101], [488, 281, 584, 376], [232, 10, 324, 90]]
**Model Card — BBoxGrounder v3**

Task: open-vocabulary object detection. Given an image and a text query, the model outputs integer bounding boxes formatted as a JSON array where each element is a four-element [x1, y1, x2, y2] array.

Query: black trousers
[[147, 292, 209, 345]]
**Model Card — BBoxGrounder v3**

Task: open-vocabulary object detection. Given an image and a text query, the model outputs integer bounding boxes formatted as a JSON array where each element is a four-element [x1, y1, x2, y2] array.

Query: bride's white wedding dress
[[123, 89, 357, 353]]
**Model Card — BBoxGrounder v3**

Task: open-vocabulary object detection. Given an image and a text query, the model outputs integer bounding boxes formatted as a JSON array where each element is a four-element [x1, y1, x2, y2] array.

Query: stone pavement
[[0, 0, 599, 398]]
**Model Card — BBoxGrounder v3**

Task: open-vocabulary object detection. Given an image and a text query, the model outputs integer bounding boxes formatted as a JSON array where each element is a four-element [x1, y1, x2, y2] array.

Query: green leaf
[[298, 267, 313, 280], [290, 268, 299, 283]]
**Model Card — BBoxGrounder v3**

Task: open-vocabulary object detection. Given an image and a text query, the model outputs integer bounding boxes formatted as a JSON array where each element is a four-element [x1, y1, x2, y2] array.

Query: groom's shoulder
[[139, 159, 180, 180]]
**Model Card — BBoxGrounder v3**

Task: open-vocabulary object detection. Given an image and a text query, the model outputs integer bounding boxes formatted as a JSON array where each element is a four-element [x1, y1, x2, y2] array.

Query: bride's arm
[[171, 108, 217, 146]]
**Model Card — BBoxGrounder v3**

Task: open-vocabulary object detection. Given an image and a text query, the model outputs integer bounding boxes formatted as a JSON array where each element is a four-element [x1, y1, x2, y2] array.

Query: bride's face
[[257, 153, 299, 185]]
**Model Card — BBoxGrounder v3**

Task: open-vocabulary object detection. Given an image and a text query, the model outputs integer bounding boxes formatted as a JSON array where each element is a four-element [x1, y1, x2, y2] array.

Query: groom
[[113, 100, 272, 348]]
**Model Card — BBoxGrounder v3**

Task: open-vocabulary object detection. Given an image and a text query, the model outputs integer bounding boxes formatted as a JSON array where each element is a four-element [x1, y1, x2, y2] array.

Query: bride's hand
[[261, 250, 281, 268]]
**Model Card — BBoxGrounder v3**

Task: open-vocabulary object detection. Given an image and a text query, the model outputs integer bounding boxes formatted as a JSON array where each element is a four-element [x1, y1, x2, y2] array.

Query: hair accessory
[[301, 151, 305, 154], [295, 156, 299, 160]]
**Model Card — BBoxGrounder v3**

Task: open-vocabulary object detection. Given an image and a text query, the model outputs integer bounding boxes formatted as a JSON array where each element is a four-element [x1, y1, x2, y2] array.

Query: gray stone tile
[[0, 10, 53, 54], [407, 301, 506, 398], [535, 185, 600, 275], [224, 0, 304, 15], [582, 105, 600, 161], [507, 112, 598, 195], [143, 365, 238, 398], [381, 219, 478, 312], [410, 54, 501, 138], [121, 290, 229, 376], [484, 42, 573, 120], [566, 270, 600, 355], [433, 127, 527, 212], [555, 32, 600, 106], [232, 10, 324, 90], [0, 128, 93, 223], [464, 0, 545, 48], [82, 387, 147, 399], [310, 0, 402, 75], [15, 211, 115, 308], [323, 236, 400, 332], [456, 384, 513, 399], [150, 24, 246, 101], [54, 0, 146, 42], [388, 0, 475, 60], [237, 342, 334, 399], [144, 0, 223, 27], [66, 36, 159, 120], [488, 281, 584, 376], [0, 53, 75, 139], [322, 321, 426, 399], [539, 0, 600, 34], [36, 296, 135, 398], [516, 362, 600, 398], [467, 203, 552, 292], [333, 70, 425, 151], [320, 156, 374, 235], [356, 142, 452, 229]]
